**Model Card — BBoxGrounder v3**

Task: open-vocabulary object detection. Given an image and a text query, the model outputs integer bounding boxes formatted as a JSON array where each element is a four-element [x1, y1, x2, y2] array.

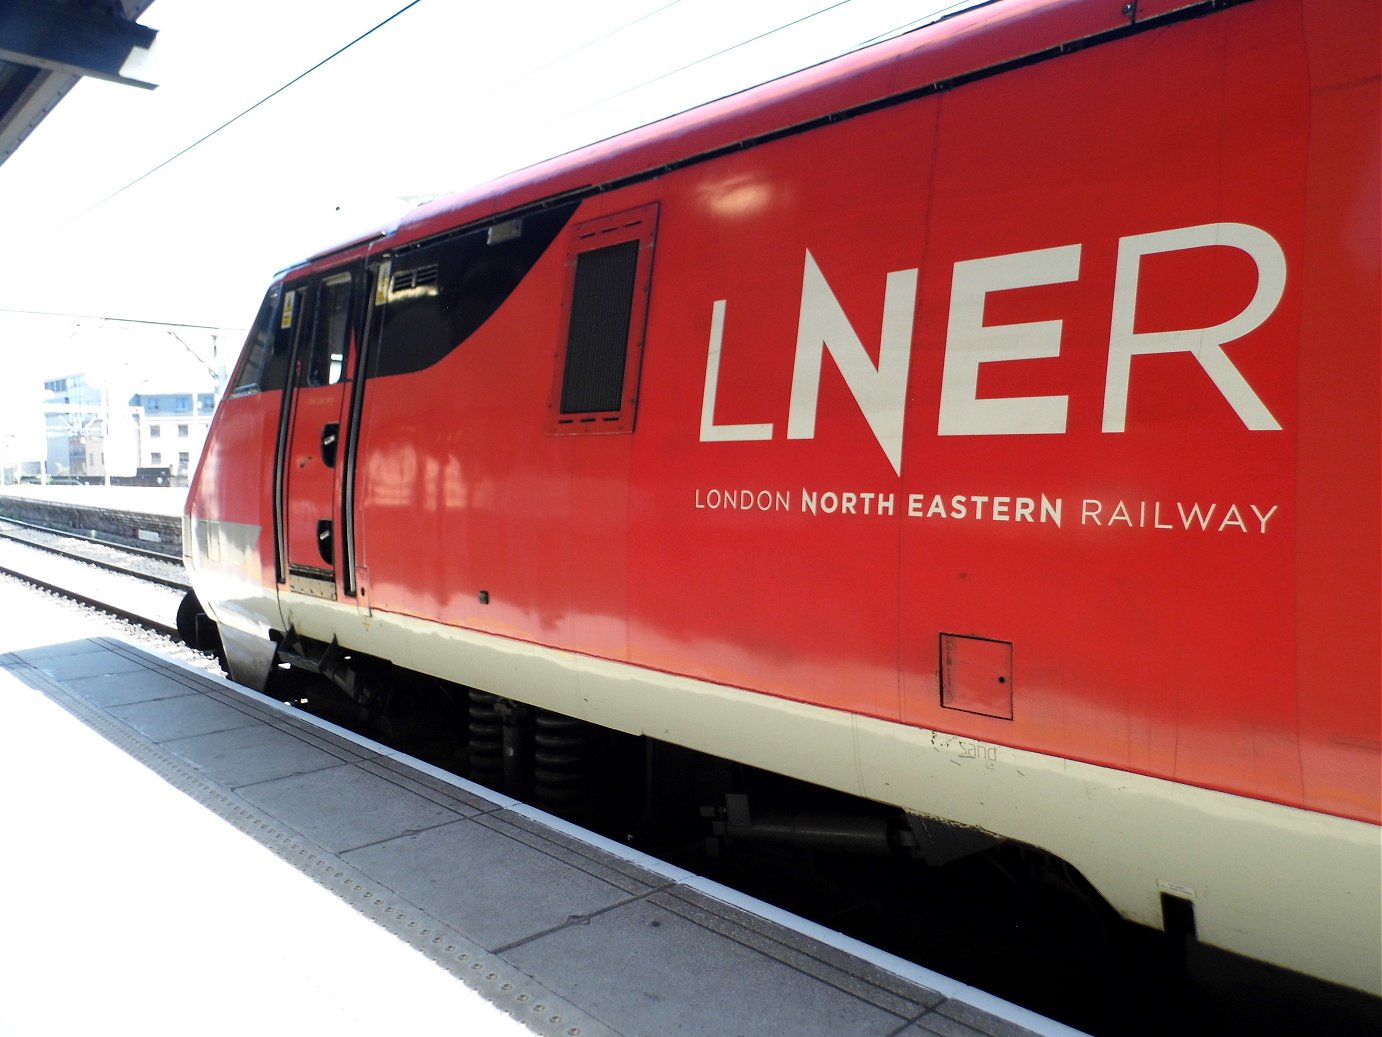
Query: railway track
[[0, 519, 187, 589], [0, 513, 179, 561], [0, 522, 185, 637]]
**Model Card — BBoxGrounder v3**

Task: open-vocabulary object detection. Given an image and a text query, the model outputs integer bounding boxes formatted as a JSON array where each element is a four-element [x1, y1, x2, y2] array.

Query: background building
[[40, 372, 132, 480], [4, 320, 234, 486], [127, 382, 218, 483]]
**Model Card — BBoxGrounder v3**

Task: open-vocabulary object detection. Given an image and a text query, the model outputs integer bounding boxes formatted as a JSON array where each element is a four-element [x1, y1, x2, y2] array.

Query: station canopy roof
[[0, 0, 157, 168]]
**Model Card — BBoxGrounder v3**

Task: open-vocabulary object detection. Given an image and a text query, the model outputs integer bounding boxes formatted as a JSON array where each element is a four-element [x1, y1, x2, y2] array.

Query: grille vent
[[545, 202, 657, 435], [390, 264, 440, 295], [559, 239, 639, 415]]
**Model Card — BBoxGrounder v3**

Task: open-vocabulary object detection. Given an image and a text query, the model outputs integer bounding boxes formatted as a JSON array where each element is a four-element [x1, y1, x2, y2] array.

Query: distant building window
[[150, 452, 162, 465], [177, 424, 189, 438], [149, 425, 161, 438], [146, 398, 161, 412], [178, 451, 190, 471]]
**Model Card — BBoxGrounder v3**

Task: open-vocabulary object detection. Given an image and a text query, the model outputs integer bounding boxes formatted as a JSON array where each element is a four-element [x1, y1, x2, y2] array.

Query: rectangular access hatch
[[940, 634, 1013, 719]]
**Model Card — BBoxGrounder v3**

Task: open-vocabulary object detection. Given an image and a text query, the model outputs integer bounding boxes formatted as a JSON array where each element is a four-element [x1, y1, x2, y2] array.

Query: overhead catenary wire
[[850, 0, 983, 49], [0, 306, 242, 332], [558, 0, 857, 120], [497, 0, 689, 89], [66, 0, 428, 225], [55, 0, 945, 234], [56, 0, 699, 229]]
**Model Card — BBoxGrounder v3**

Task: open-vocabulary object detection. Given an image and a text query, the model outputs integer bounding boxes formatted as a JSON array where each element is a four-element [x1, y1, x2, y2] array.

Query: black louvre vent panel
[[391, 264, 438, 294], [560, 239, 640, 414]]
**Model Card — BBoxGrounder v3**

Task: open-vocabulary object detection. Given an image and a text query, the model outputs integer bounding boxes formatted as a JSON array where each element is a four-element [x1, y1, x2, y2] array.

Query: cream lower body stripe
[[270, 591, 1382, 997]]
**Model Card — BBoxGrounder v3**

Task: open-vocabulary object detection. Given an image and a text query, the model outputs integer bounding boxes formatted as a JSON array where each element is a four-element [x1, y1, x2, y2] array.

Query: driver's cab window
[[228, 285, 287, 395]]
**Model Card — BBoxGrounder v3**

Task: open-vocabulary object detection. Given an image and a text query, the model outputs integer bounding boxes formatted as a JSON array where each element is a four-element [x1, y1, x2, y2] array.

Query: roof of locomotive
[[301, 0, 1191, 268]]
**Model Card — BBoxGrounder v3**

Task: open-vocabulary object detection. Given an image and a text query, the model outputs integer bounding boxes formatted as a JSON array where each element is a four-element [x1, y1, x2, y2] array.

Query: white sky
[[0, 0, 976, 436]]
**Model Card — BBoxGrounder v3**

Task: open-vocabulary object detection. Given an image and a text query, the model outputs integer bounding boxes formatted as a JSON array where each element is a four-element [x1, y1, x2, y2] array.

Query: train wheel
[[175, 590, 224, 666]]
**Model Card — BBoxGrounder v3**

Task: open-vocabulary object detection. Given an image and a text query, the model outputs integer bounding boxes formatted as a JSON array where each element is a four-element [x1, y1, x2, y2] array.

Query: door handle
[[317, 519, 334, 566], [321, 423, 340, 468]]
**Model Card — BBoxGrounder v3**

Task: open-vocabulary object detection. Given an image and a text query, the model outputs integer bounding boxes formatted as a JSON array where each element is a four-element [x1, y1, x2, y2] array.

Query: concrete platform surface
[[0, 581, 528, 1037], [0, 576, 1086, 1037]]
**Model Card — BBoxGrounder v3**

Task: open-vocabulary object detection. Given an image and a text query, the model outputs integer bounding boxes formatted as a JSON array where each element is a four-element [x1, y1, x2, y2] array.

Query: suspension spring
[[534, 710, 608, 820], [467, 689, 503, 789]]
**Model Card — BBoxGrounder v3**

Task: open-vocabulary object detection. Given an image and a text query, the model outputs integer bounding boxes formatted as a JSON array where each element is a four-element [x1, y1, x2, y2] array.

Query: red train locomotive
[[183, 0, 1381, 998]]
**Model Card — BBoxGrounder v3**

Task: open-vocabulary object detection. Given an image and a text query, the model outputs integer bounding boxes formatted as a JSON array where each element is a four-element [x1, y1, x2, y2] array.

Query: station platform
[[0, 576, 1084, 1037], [0, 482, 187, 517], [0, 484, 185, 557]]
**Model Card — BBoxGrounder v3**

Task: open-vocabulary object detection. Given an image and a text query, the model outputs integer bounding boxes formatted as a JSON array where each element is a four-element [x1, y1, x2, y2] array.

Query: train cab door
[[276, 269, 359, 600]]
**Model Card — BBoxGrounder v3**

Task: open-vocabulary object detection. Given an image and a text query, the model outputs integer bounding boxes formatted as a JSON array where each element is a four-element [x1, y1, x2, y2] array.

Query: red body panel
[[189, 0, 1381, 834], [193, 391, 279, 592]]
